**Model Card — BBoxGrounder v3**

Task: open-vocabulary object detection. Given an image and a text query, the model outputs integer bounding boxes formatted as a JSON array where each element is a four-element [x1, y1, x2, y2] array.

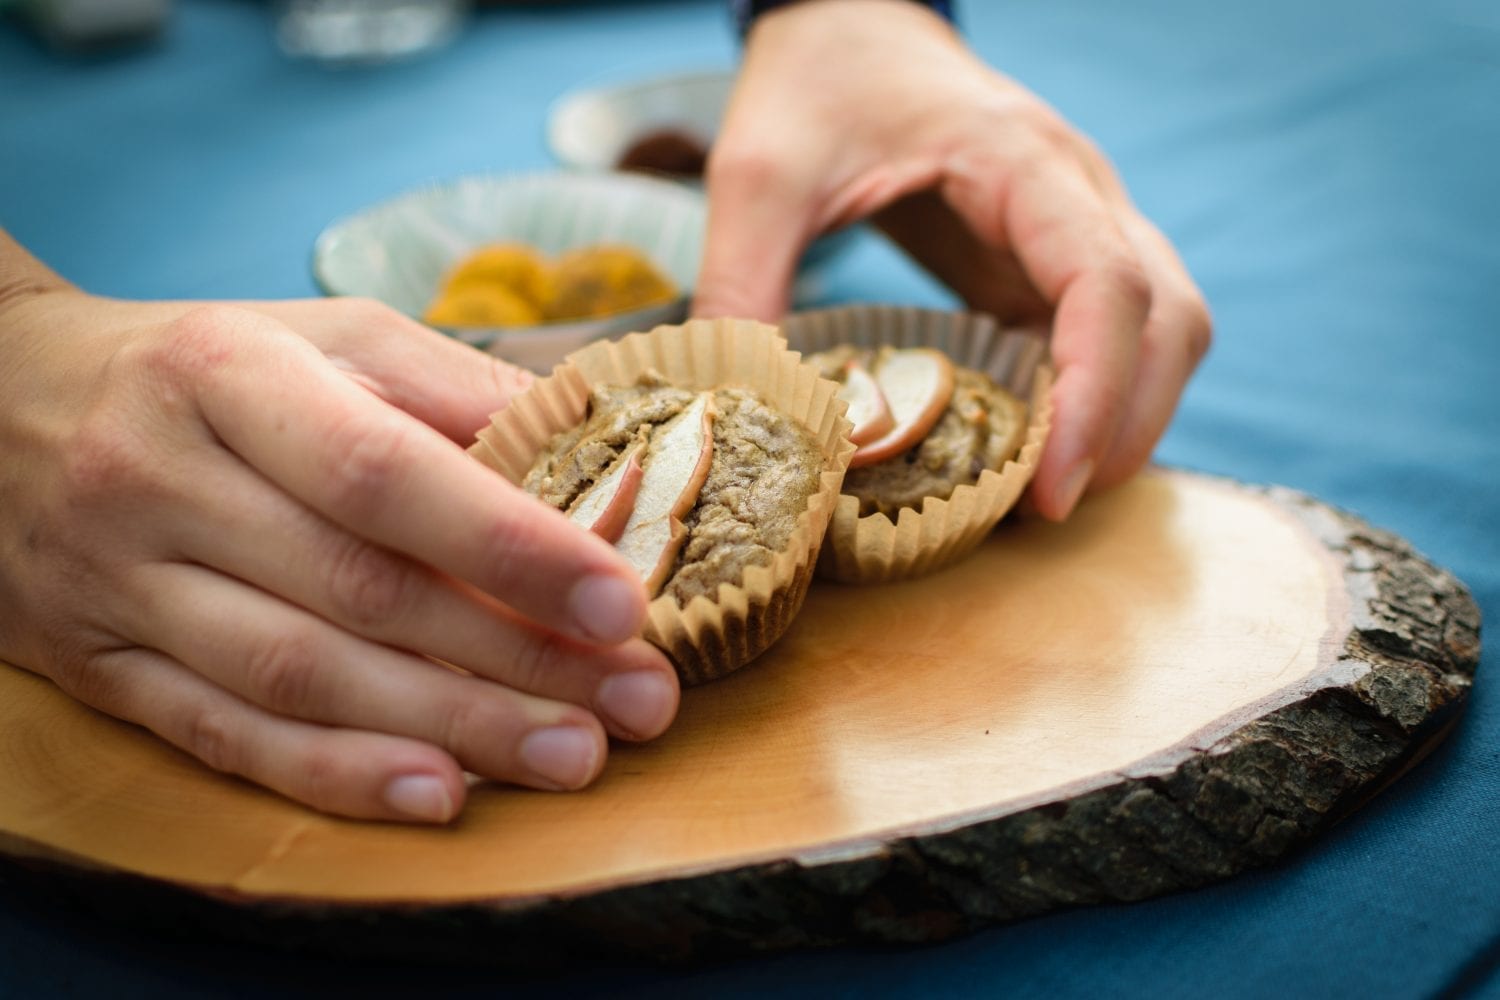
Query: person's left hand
[[0, 282, 679, 823]]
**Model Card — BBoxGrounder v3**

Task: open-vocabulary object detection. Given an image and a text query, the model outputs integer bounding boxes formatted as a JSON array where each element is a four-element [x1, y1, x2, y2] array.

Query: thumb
[[691, 155, 816, 322]]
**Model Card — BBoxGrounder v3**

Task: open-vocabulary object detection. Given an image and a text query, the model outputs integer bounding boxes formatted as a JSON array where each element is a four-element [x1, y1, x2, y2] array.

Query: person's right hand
[[0, 280, 680, 823], [695, 0, 1212, 521]]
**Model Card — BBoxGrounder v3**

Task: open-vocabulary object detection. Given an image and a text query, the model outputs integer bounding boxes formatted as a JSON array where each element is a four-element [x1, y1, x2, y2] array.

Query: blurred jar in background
[[11, 0, 170, 49], [275, 0, 470, 64]]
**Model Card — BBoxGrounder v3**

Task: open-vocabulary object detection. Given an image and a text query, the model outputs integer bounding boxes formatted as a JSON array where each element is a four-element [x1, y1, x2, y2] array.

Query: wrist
[[0, 245, 95, 418], [739, 0, 971, 94], [0, 231, 74, 327], [735, 0, 954, 35]]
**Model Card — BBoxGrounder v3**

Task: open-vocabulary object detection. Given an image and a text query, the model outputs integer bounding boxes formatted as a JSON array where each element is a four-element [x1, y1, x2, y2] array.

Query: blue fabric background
[[2, 1, 1497, 996]]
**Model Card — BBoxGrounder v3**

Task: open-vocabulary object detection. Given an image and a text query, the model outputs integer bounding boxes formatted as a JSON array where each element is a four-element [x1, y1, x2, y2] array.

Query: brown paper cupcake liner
[[780, 305, 1054, 584], [470, 318, 855, 685]]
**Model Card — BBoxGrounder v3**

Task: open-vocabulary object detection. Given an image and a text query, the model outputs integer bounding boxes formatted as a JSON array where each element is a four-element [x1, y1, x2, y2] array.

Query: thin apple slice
[[565, 442, 645, 544], [616, 393, 716, 597], [839, 360, 895, 447], [849, 348, 956, 469]]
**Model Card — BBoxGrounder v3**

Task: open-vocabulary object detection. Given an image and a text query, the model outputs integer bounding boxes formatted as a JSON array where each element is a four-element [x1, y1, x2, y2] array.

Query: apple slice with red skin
[[566, 441, 645, 544], [839, 360, 895, 447], [616, 392, 716, 597], [849, 348, 956, 469]]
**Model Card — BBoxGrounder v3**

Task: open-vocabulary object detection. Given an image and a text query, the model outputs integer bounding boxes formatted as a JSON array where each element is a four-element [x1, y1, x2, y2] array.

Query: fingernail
[[569, 575, 643, 644], [496, 360, 533, 394], [1055, 458, 1095, 520], [383, 774, 455, 823], [596, 670, 677, 740], [519, 726, 601, 790]]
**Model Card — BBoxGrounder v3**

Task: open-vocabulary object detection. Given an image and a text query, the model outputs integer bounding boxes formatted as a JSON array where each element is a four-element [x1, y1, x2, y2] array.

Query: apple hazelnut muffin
[[472, 320, 851, 683], [806, 346, 1028, 518], [522, 373, 826, 606], [779, 305, 1051, 584]]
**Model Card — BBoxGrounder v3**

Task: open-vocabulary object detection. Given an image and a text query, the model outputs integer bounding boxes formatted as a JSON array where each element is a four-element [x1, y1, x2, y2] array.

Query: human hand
[[0, 278, 679, 823], [694, 0, 1211, 520]]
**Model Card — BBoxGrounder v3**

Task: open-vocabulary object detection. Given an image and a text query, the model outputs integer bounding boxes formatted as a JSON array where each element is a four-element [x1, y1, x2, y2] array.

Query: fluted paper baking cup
[[780, 305, 1053, 584], [470, 318, 854, 685]]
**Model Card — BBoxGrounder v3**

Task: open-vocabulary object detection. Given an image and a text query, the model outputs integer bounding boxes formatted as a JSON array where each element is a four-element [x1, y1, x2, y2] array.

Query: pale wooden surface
[[0, 469, 1345, 903]]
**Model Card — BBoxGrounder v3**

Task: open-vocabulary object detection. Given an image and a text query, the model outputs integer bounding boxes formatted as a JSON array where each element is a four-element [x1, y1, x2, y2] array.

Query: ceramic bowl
[[312, 170, 707, 371], [546, 69, 857, 273]]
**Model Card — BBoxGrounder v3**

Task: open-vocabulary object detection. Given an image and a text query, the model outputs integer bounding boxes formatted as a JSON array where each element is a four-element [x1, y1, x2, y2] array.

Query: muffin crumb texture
[[809, 347, 1028, 518], [524, 373, 824, 605]]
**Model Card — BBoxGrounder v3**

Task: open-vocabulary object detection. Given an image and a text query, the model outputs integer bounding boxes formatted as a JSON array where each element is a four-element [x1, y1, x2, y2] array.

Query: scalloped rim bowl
[[312, 170, 708, 371]]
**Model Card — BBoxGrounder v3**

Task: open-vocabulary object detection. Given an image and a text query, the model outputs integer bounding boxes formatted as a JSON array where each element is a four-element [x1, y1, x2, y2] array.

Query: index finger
[[943, 147, 1151, 520], [167, 305, 646, 646]]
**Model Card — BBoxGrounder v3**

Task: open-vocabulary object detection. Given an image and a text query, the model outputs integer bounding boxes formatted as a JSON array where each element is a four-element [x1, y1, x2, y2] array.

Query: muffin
[[782, 306, 1053, 584], [470, 319, 853, 684], [806, 345, 1029, 519]]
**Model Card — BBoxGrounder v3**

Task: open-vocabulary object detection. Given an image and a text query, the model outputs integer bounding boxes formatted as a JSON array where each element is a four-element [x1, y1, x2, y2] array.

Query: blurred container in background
[[275, 0, 470, 64], [10, 0, 170, 49]]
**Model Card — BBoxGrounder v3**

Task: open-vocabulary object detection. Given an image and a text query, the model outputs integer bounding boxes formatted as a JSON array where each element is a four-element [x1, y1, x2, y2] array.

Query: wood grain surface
[[0, 469, 1479, 964]]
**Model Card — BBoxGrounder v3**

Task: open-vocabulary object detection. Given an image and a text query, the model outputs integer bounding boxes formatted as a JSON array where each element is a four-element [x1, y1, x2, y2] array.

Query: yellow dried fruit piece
[[424, 243, 676, 328], [423, 283, 543, 329], [439, 244, 549, 304], [540, 245, 677, 322]]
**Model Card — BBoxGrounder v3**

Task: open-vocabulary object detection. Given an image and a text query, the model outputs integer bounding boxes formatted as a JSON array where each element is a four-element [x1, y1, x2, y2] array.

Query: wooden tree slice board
[[0, 469, 1480, 965]]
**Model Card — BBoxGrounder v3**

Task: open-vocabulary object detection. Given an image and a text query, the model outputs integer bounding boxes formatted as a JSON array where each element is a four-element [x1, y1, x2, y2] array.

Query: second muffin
[[806, 345, 1028, 519], [782, 305, 1052, 584]]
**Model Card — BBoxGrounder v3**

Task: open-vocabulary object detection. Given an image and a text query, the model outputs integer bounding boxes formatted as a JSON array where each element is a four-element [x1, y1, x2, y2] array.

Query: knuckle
[[705, 145, 795, 199], [322, 415, 415, 517], [341, 296, 405, 331], [143, 305, 244, 386], [437, 695, 507, 767], [324, 536, 419, 629], [1147, 291, 1213, 370], [689, 273, 761, 321], [504, 630, 574, 695], [1059, 130, 1119, 189], [184, 707, 240, 775], [244, 628, 322, 715], [1032, 109, 1082, 152], [1100, 256, 1154, 320], [292, 741, 350, 807], [61, 411, 153, 504], [1024, 110, 1123, 195], [478, 512, 551, 595], [1092, 373, 1133, 426], [1182, 299, 1214, 365], [46, 646, 113, 707]]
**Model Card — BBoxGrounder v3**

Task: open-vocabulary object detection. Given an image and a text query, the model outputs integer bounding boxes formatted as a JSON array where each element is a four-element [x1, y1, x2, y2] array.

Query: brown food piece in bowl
[[523, 373, 824, 605], [808, 346, 1028, 518], [616, 129, 710, 178]]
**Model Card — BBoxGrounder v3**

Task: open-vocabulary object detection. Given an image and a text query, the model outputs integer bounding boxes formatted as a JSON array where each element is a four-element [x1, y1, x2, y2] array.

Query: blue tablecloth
[[2, 1, 1497, 996]]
